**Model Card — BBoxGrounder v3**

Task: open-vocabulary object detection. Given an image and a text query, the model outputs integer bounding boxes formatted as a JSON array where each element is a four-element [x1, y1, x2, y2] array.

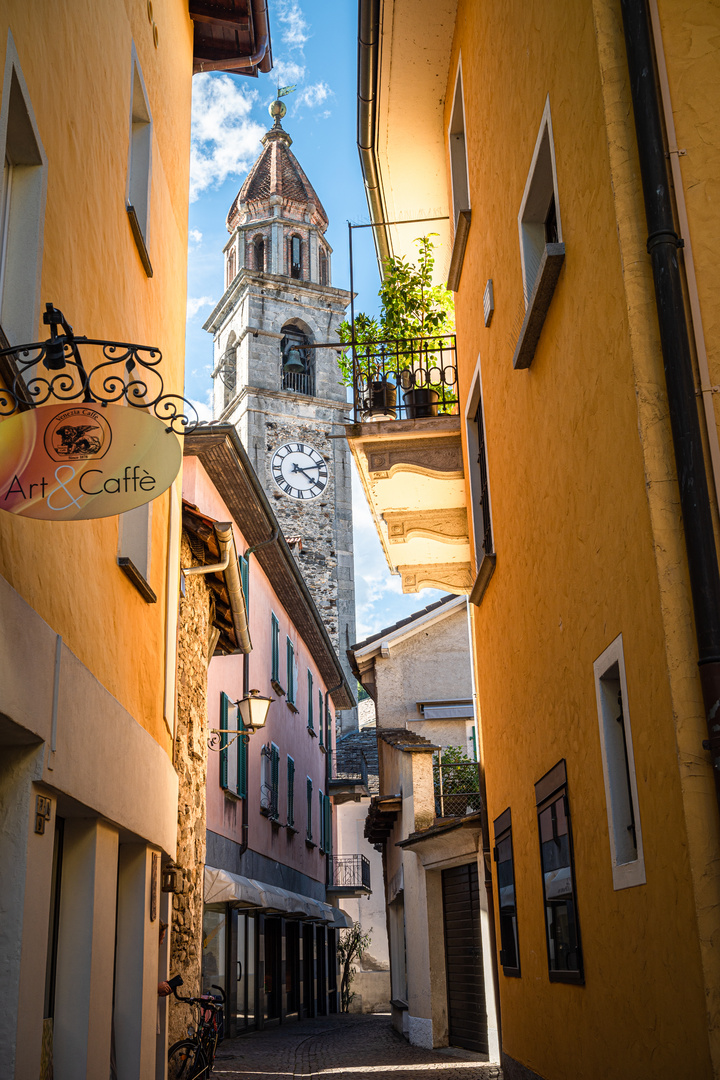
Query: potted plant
[[337, 235, 455, 420]]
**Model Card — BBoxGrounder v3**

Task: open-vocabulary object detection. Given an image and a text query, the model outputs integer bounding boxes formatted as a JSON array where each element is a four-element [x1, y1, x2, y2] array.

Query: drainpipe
[[621, 0, 720, 813], [324, 680, 344, 889], [356, 0, 392, 269], [235, 526, 280, 857]]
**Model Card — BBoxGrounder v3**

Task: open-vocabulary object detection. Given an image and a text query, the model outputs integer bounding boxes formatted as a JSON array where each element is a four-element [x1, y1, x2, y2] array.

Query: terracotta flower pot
[[402, 387, 439, 419]]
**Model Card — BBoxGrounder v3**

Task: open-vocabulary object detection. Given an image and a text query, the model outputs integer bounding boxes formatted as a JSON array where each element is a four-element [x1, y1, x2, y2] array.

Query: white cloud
[[272, 59, 306, 87], [188, 228, 203, 246], [186, 295, 214, 320], [187, 395, 214, 424], [275, 0, 309, 48], [190, 74, 264, 201], [297, 82, 332, 110]]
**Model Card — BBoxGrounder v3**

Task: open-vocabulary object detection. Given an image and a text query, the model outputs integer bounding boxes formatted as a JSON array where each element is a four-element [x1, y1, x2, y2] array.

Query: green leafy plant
[[337, 922, 372, 1012], [336, 235, 454, 386], [434, 745, 482, 815]]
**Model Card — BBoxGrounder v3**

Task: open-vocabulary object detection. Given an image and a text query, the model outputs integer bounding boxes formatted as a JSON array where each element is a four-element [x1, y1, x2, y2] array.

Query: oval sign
[[0, 403, 182, 520]]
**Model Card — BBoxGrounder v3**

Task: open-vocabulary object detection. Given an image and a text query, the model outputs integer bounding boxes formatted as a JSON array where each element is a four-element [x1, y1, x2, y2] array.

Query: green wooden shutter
[[271, 743, 280, 818], [287, 757, 295, 827], [237, 716, 247, 799], [306, 777, 313, 840], [239, 554, 249, 608], [319, 790, 325, 851], [219, 692, 229, 789], [271, 614, 279, 682], [324, 795, 332, 859], [287, 638, 295, 704], [318, 689, 323, 746], [307, 670, 314, 731]]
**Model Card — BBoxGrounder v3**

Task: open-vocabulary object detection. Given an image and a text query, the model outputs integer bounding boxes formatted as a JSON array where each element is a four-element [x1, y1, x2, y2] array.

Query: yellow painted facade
[[355, 0, 720, 1076], [0, 0, 193, 751]]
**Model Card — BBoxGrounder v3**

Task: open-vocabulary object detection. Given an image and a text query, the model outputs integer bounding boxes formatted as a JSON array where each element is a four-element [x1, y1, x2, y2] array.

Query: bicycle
[[167, 977, 225, 1080]]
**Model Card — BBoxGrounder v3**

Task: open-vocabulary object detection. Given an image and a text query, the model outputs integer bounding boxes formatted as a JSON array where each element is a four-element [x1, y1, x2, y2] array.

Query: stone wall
[[169, 534, 211, 1044]]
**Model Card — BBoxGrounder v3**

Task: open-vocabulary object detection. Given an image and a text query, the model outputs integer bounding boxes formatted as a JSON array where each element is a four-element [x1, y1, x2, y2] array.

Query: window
[[324, 794, 332, 857], [290, 234, 302, 279], [466, 364, 495, 604], [319, 247, 328, 286], [286, 637, 296, 706], [535, 760, 583, 984], [261, 743, 280, 819], [448, 65, 470, 226], [271, 613, 281, 689], [253, 235, 264, 272], [220, 693, 239, 792], [319, 789, 325, 851], [318, 689, 324, 749], [493, 808, 520, 976], [307, 670, 314, 733], [306, 777, 313, 842], [226, 247, 236, 288], [126, 50, 153, 275], [513, 97, 565, 370], [221, 339, 237, 410], [287, 756, 295, 828], [593, 635, 645, 890], [0, 33, 47, 345], [117, 504, 155, 603]]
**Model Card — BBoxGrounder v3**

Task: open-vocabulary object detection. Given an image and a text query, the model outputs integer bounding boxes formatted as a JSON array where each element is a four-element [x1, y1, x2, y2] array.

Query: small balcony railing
[[330, 854, 371, 891], [350, 334, 458, 423], [282, 368, 316, 396], [433, 760, 483, 819], [329, 750, 368, 788]]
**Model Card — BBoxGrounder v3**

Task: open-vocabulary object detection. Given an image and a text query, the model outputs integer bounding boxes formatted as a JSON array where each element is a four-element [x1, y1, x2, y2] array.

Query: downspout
[[236, 525, 280, 857], [356, 0, 392, 269], [324, 680, 344, 891], [621, 0, 720, 814]]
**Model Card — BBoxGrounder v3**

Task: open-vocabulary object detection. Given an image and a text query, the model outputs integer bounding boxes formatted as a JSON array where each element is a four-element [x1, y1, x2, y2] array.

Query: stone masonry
[[169, 534, 211, 1045]]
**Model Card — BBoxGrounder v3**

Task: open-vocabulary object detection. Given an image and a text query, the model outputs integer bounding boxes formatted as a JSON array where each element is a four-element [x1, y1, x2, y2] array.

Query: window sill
[[307, 726, 317, 738], [446, 209, 471, 292], [271, 680, 285, 697], [501, 965, 521, 979], [319, 744, 327, 754], [118, 556, 157, 604], [222, 788, 242, 803], [305, 838, 316, 849], [390, 999, 409, 1011], [287, 702, 299, 715], [512, 242, 565, 370], [126, 203, 153, 278], [286, 824, 298, 835], [548, 969, 584, 986], [469, 552, 496, 607]]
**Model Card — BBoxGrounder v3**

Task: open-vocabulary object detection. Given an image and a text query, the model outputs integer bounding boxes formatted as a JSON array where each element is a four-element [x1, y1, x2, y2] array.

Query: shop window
[[127, 49, 153, 275], [287, 756, 295, 829], [0, 33, 47, 346], [535, 760, 583, 984], [593, 635, 645, 890], [493, 808, 520, 977]]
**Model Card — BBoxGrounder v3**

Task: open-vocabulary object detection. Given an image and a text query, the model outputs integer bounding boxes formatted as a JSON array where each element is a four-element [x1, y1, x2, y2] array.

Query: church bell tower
[[204, 98, 357, 732]]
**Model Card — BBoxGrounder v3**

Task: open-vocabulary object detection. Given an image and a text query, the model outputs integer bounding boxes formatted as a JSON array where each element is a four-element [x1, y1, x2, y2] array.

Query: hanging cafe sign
[[0, 304, 198, 521]]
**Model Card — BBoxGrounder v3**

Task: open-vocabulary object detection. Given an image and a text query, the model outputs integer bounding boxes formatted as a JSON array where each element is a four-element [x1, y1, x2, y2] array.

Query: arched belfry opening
[[281, 321, 314, 397], [221, 332, 237, 409]]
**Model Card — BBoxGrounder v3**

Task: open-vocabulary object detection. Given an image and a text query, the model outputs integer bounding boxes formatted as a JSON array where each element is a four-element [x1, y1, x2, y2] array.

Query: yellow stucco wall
[[0, 1, 193, 752], [445, 1, 720, 1077]]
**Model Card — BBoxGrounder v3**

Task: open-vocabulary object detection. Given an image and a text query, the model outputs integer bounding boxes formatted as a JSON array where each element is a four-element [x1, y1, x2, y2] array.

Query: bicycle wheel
[[168, 1039, 209, 1080]]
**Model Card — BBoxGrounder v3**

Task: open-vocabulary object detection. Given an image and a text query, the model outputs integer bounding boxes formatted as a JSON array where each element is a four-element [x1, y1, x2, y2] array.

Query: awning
[[330, 906, 354, 929], [204, 866, 334, 922]]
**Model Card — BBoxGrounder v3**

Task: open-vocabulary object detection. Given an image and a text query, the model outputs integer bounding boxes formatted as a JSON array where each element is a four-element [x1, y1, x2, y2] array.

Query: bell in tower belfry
[[203, 97, 358, 735]]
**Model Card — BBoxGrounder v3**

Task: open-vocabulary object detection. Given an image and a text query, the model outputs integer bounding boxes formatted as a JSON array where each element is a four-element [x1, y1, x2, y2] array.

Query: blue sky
[[184, 0, 442, 640]]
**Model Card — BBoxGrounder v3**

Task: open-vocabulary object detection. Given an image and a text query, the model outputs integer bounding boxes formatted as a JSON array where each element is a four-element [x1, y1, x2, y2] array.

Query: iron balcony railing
[[350, 334, 458, 423], [433, 760, 483, 819], [330, 854, 371, 891]]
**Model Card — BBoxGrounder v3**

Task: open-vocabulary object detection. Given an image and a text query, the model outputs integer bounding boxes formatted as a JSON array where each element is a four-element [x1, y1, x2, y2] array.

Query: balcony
[[344, 335, 473, 596], [328, 749, 377, 804], [327, 854, 371, 897], [434, 759, 483, 821]]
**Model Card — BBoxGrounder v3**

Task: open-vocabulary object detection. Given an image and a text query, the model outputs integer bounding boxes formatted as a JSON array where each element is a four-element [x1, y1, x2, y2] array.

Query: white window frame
[[464, 358, 493, 570], [517, 96, 563, 305], [447, 59, 470, 227], [0, 31, 48, 345], [126, 46, 153, 266], [593, 634, 646, 890]]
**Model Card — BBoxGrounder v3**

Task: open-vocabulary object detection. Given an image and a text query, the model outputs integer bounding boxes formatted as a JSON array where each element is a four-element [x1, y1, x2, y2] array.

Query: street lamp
[[208, 689, 273, 750]]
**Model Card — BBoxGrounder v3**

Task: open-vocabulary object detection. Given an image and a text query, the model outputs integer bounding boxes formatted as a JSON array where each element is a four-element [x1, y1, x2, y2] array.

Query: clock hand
[[291, 462, 322, 478]]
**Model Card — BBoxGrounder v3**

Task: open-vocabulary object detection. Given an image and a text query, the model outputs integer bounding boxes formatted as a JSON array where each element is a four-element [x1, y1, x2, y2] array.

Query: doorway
[[441, 863, 488, 1053]]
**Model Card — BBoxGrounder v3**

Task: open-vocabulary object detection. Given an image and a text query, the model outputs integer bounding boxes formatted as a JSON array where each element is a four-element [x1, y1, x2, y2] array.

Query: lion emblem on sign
[[53, 424, 102, 457]]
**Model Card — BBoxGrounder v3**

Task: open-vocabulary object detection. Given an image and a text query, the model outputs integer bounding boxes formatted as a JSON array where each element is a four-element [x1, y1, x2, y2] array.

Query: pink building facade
[[182, 426, 355, 1033]]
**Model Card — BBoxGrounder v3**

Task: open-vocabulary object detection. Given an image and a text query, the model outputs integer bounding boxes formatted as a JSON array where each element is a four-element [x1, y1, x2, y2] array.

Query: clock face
[[271, 442, 329, 501]]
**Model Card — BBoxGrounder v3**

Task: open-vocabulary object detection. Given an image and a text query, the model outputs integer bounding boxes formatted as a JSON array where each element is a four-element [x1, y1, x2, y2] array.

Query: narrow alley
[[213, 1015, 502, 1079]]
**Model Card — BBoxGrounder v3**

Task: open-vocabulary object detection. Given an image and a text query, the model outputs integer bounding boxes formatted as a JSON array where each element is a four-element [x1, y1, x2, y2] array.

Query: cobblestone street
[[213, 1014, 502, 1080]]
